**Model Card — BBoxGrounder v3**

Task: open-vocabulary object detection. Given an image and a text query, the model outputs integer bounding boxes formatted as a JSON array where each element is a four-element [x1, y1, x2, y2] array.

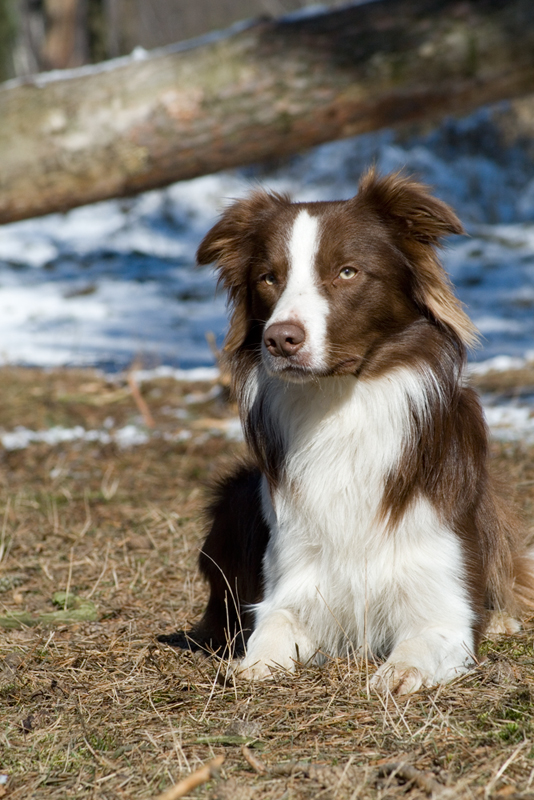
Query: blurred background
[[0, 0, 344, 78], [0, 0, 533, 404]]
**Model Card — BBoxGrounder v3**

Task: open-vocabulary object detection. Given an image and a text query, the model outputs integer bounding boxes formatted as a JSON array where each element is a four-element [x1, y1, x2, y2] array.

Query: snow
[[3, 424, 116, 450], [483, 404, 534, 445], [0, 418, 242, 451], [1, 104, 534, 446], [468, 355, 533, 376], [132, 366, 220, 383], [1, 108, 534, 372]]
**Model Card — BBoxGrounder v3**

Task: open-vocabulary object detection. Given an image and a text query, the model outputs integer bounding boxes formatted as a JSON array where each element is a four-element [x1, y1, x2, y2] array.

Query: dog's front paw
[[228, 609, 316, 681], [229, 657, 275, 681], [370, 630, 474, 694], [370, 662, 430, 695]]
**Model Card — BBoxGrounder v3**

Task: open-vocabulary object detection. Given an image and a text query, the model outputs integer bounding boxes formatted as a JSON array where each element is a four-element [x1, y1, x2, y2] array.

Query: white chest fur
[[236, 367, 475, 691]]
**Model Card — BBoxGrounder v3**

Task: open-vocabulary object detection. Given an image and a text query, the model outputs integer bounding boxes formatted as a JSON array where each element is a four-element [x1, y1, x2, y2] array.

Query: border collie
[[159, 169, 533, 694]]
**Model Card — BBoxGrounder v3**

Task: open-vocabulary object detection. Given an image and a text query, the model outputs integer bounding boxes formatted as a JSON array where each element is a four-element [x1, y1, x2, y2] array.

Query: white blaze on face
[[266, 210, 329, 370]]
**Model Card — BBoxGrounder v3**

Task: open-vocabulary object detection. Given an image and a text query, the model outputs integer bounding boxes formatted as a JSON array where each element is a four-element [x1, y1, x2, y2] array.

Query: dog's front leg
[[232, 608, 317, 680]]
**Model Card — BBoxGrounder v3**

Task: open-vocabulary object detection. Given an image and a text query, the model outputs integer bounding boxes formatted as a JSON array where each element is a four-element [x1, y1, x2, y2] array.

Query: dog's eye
[[262, 273, 276, 286], [339, 266, 358, 280]]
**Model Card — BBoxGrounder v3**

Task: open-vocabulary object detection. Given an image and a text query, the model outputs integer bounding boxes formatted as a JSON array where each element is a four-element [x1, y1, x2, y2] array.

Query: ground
[[0, 366, 534, 799]]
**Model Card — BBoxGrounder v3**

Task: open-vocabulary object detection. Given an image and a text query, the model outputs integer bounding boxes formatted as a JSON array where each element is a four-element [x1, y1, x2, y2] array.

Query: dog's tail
[[512, 545, 534, 611], [485, 484, 534, 617]]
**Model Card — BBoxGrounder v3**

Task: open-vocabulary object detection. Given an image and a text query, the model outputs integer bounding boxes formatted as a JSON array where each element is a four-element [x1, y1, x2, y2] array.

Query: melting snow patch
[[483, 404, 534, 444], [469, 355, 530, 376], [0, 424, 144, 451], [131, 366, 220, 383], [112, 425, 150, 448], [0, 417, 241, 451]]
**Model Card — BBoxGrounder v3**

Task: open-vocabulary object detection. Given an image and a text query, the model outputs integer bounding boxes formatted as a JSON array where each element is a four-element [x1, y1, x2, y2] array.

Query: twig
[[240, 749, 319, 778], [127, 370, 155, 428], [64, 547, 74, 610], [484, 741, 528, 799], [377, 762, 444, 796], [78, 488, 92, 538], [0, 497, 12, 563], [242, 746, 267, 774], [205, 331, 222, 363], [86, 542, 110, 599], [155, 755, 225, 800], [270, 761, 318, 777], [82, 735, 116, 770], [205, 331, 231, 388], [75, 699, 115, 770]]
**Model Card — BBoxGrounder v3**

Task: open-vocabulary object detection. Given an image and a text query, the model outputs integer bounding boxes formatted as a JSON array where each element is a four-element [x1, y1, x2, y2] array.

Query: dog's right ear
[[197, 190, 288, 354], [197, 189, 287, 281]]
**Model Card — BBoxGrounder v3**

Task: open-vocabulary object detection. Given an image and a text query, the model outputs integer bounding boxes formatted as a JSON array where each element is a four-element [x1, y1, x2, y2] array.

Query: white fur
[[235, 366, 475, 691], [263, 210, 329, 371]]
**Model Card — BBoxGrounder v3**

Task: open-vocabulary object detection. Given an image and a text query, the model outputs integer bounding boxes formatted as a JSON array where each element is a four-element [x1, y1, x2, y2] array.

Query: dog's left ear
[[356, 169, 478, 349]]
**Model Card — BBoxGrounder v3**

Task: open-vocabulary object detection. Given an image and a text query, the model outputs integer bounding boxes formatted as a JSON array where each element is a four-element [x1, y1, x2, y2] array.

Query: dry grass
[[0, 366, 534, 799]]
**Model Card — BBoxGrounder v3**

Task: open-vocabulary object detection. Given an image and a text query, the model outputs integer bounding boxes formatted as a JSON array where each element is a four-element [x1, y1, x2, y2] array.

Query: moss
[[498, 722, 522, 742], [86, 731, 117, 752], [480, 637, 534, 659]]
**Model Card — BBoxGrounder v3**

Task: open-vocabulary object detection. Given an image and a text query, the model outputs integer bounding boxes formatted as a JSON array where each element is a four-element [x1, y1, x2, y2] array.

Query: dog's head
[[197, 169, 477, 381]]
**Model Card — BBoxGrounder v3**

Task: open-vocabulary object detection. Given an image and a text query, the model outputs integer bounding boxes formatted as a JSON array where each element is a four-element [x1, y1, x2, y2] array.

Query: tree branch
[[2, 0, 534, 224]]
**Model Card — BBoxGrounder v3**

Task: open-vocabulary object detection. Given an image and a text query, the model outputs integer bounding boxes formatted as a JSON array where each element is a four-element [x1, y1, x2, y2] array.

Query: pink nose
[[264, 322, 306, 358]]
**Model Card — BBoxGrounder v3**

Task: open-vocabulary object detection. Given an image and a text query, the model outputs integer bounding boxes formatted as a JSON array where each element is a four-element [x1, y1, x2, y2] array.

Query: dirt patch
[[0, 366, 533, 799]]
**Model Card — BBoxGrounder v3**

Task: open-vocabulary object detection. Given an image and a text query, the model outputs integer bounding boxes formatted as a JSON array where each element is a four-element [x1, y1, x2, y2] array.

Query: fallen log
[[1, 0, 534, 224]]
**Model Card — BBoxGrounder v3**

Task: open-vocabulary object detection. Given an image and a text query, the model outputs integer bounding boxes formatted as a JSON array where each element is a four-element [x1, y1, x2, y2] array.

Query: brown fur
[[158, 463, 268, 654], [357, 169, 479, 349]]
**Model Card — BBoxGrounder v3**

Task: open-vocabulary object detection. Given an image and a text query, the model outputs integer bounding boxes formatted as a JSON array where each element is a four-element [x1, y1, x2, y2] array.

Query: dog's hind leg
[[157, 462, 270, 656]]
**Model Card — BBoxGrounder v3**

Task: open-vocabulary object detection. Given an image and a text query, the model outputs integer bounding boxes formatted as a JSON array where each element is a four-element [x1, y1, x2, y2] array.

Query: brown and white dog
[[159, 170, 534, 694]]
